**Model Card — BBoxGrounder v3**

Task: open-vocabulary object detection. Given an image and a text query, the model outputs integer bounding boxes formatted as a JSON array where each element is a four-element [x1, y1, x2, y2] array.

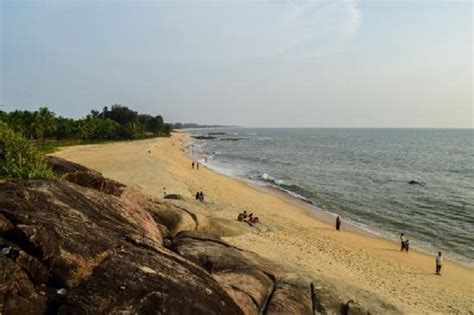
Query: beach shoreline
[[53, 133, 474, 314], [184, 132, 473, 267]]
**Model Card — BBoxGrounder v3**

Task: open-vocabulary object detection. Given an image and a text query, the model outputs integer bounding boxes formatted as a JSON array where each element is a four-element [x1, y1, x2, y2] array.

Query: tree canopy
[[0, 105, 171, 142]]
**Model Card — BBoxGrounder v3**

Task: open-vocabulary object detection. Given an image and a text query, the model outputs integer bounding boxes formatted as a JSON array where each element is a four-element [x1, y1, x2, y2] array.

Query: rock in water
[[408, 180, 424, 185]]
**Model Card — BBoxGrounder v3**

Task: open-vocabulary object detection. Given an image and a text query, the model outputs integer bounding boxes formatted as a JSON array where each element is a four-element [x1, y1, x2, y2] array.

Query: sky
[[0, 0, 472, 128]]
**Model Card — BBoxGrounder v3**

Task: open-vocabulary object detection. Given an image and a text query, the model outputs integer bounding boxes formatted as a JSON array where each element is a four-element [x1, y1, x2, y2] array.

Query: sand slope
[[54, 134, 474, 314]]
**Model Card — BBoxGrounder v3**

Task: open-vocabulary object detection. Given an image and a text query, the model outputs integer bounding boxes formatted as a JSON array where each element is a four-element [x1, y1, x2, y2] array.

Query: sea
[[186, 128, 474, 266]]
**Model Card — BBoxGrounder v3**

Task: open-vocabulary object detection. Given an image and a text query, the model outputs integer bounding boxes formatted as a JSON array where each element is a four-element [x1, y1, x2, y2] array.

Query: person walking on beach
[[197, 162, 200, 170], [335, 216, 342, 231], [436, 252, 443, 275], [400, 233, 406, 251], [192, 161, 195, 169]]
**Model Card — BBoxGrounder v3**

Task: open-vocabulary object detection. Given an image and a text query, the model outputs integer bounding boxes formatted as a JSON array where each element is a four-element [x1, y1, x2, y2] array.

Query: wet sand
[[53, 133, 474, 314]]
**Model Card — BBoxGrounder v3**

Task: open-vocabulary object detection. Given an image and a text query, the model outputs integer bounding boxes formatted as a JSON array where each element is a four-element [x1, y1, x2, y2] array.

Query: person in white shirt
[[436, 252, 443, 275], [400, 233, 406, 251]]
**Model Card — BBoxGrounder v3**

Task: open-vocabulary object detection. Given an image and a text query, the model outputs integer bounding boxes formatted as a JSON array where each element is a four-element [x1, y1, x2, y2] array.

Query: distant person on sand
[[197, 162, 200, 170], [436, 252, 443, 275], [198, 191, 204, 202], [400, 233, 406, 251], [195, 191, 200, 200], [404, 239, 410, 253], [192, 162, 195, 169], [336, 216, 342, 231]]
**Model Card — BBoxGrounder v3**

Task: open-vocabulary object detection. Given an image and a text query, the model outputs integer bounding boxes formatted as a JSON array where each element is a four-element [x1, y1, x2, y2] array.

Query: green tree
[[107, 105, 138, 125], [33, 107, 57, 142], [5, 110, 36, 139], [55, 117, 80, 140]]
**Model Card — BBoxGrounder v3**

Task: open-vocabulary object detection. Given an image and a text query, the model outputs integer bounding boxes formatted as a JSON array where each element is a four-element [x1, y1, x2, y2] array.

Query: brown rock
[[164, 193, 185, 200], [62, 171, 125, 196], [44, 156, 91, 175], [0, 254, 47, 315], [45, 156, 126, 196], [0, 179, 243, 314], [58, 244, 242, 315], [171, 231, 402, 315]]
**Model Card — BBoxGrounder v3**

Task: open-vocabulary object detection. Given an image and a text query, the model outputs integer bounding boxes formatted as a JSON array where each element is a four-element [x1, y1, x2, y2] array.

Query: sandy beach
[[53, 133, 474, 314]]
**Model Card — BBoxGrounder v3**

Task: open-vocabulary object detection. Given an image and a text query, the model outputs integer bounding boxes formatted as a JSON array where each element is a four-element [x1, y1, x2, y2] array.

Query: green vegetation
[[0, 105, 171, 179], [0, 105, 171, 142], [0, 123, 55, 179]]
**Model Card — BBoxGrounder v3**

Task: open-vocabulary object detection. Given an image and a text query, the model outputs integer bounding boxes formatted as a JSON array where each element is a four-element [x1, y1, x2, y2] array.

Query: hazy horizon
[[1, 1, 472, 128]]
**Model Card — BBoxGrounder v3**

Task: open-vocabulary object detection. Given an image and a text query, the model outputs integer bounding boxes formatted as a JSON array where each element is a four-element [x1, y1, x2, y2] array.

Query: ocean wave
[[256, 173, 316, 205], [260, 173, 285, 185]]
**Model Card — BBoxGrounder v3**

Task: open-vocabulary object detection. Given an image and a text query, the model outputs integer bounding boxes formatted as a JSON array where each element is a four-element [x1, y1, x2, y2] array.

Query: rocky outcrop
[[44, 156, 91, 175], [171, 231, 402, 315], [0, 157, 402, 315], [45, 156, 125, 196], [0, 180, 241, 314]]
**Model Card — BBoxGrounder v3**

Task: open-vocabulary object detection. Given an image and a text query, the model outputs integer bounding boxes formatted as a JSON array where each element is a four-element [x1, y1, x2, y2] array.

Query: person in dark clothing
[[199, 191, 204, 202], [436, 252, 443, 275], [404, 239, 410, 253], [195, 191, 200, 200], [336, 216, 342, 231], [192, 162, 195, 169]]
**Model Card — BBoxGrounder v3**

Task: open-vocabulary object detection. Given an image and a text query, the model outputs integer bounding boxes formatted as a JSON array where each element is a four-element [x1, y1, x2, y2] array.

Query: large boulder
[[171, 231, 403, 315], [58, 244, 241, 314], [121, 188, 197, 236], [44, 156, 91, 175], [0, 180, 242, 314], [45, 156, 125, 196]]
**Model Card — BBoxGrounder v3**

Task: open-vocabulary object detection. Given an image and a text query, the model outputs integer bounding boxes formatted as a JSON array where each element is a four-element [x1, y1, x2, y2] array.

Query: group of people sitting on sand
[[195, 191, 205, 202], [237, 210, 259, 225]]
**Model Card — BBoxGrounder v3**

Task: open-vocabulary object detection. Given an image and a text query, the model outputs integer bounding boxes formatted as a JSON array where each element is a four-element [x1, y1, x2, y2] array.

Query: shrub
[[0, 123, 55, 179]]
